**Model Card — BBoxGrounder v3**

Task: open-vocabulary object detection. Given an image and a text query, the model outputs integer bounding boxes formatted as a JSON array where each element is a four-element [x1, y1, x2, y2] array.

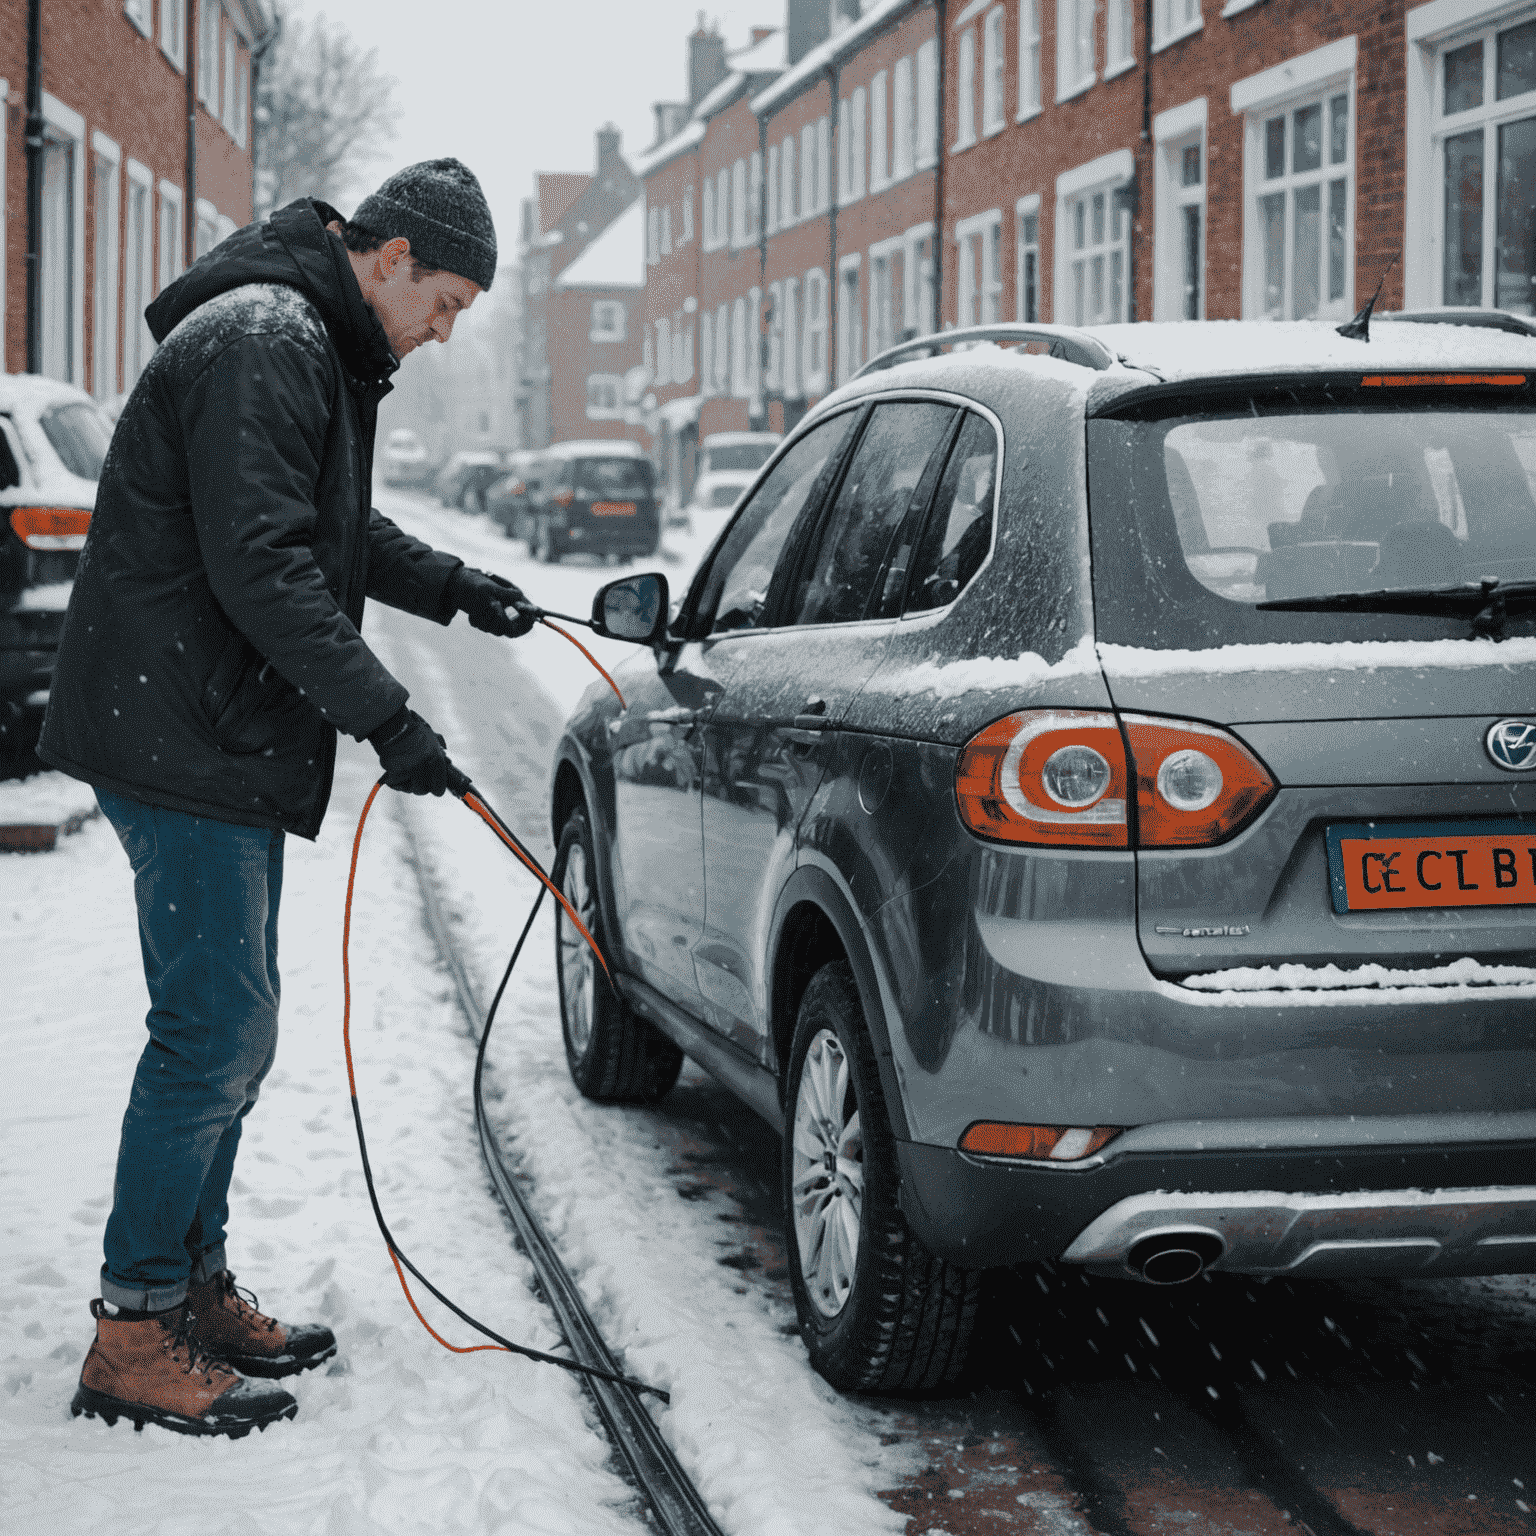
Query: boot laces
[[219, 1270, 279, 1334], [164, 1308, 232, 1381]]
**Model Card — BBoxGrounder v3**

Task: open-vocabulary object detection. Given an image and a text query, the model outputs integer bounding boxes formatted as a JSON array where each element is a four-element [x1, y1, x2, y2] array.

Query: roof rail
[[852, 323, 1117, 381]]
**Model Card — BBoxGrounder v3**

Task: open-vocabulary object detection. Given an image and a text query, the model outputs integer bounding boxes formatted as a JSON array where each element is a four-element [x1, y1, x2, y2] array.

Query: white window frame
[[917, 40, 939, 167], [647, 203, 660, 264], [677, 319, 694, 384], [158, 179, 184, 293], [838, 96, 853, 203], [590, 300, 627, 342], [1106, 0, 1137, 77], [1019, 0, 1043, 119], [904, 221, 938, 335], [1015, 192, 1042, 322], [1153, 97, 1207, 320], [223, 31, 240, 135], [656, 316, 674, 387], [694, 313, 708, 393], [123, 158, 155, 387], [734, 157, 748, 247], [868, 234, 903, 357], [816, 116, 831, 212], [195, 196, 218, 259], [585, 374, 624, 420], [1153, 0, 1204, 52], [955, 29, 978, 149], [800, 125, 816, 215], [803, 268, 829, 395], [767, 145, 780, 231], [781, 134, 797, 225], [955, 208, 1004, 326], [732, 296, 751, 398], [683, 185, 695, 243], [748, 151, 762, 239], [1233, 37, 1356, 321], [40, 93, 87, 387], [849, 87, 866, 201], [870, 70, 890, 189], [714, 303, 730, 394], [161, 0, 187, 70], [783, 276, 801, 397], [661, 203, 672, 255], [124, 0, 151, 36], [197, 0, 220, 106], [1405, 0, 1536, 310], [1054, 149, 1135, 325], [92, 133, 122, 402], [766, 280, 785, 389], [1057, 0, 1096, 102], [717, 166, 731, 242], [983, 9, 1007, 134], [837, 252, 863, 384], [894, 56, 917, 175]]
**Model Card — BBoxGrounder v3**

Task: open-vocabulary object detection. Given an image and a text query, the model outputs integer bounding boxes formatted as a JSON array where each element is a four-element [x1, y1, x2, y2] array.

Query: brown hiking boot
[[187, 1269, 337, 1379], [71, 1300, 297, 1437]]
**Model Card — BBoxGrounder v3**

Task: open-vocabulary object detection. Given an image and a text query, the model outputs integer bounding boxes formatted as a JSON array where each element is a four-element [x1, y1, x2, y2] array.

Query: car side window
[[781, 402, 958, 627], [700, 413, 857, 635], [904, 412, 999, 613], [0, 419, 21, 492]]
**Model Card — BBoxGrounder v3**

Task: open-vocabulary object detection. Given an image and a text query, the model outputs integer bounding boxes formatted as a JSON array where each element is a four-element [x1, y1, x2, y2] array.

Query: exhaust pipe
[[1127, 1230, 1224, 1285]]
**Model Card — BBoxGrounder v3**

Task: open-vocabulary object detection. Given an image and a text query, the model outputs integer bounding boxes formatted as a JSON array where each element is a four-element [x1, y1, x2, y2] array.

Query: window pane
[[1329, 93, 1349, 164], [1074, 260, 1085, 324], [1328, 178, 1347, 302], [1074, 198, 1085, 250], [1110, 250, 1123, 321], [705, 413, 855, 634], [1090, 254, 1105, 321], [1265, 116, 1285, 179], [1293, 103, 1322, 173], [1445, 39, 1484, 113], [1498, 18, 1536, 101], [1182, 204, 1202, 319], [40, 402, 111, 480], [1293, 184, 1321, 319], [906, 413, 999, 612], [1182, 144, 1202, 186], [1092, 191, 1105, 244], [1023, 249, 1038, 322], [1261, 191, 1286, 317], [1443, 128, 1484, 304], [786, 402, 956, 626], [1496, 115, 1536, 313]]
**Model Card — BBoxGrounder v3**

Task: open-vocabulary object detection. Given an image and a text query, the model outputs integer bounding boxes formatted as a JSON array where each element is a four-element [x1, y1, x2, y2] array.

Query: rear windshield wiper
[[1256, 577, 1536, 638]]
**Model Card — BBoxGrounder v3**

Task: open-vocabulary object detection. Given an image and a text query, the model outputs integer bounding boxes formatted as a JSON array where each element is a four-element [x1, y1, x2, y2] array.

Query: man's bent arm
[[367, 509, 463, 623]]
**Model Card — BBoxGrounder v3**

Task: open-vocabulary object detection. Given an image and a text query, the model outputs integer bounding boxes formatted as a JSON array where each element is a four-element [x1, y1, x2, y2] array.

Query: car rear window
[[573, 457, 653, 496], [705, 443, 775, 473], [1088, 386, 1536, 648], [40, 402, 112, 482]]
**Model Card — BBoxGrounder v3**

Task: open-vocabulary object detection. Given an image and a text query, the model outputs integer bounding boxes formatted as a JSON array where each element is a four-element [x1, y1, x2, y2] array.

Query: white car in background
[[381, 427, 433, 488], [680, 431, 780, 535]]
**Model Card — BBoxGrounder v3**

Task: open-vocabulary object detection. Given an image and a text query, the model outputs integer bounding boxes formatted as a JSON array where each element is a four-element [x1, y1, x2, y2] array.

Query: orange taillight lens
[[552, 488, 575, 507], [957, 710, 1276, 849], [9, 506, 91, 550], [1122, 714, 1276, 848], [509, 479, 526, 496], [955, 710, 1129, 847], [960, 1123, 1121, 1160]]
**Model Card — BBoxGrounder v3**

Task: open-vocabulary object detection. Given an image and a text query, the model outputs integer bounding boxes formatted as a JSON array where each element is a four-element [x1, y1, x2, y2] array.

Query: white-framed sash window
[[1153, 0, 1202, 52], [917, 40, 939, 166], [161, 0, 187, 69], [124, 159, 155, 387], [732, 297, 750, 398], [92, 135, 122, 400], [159, 180, 184, 293], [1106, 0, 1136, 77], [1019, 0, 1042, 118], [849, 90, 866, 201], [1015, 194, 1041, 322], [783, 276, 802, 397], [955, 208, 1003, 326], [197, 0, 220, 105], [781, 135, 797, 224], [1055, 150, 1134, 325], [869, 236, 903, 356], [692, 314, 706, 393], [40, 94, 86, 386], [837, 254, 862, 384], [904, 222, 937, 335], [983, 8, 1007, 134], [586, 375, 623, 419], [766, 280, 785, 390], [591, 300, 626, 341], [1057, 0, 1096, 102], [895, 56, 918, 176], [870, 71, 890, 189], [683, 186, 694, 242], [803, 268, 828, 394], [956, 29, 978, 148], [1153, 97, 1207, 319]]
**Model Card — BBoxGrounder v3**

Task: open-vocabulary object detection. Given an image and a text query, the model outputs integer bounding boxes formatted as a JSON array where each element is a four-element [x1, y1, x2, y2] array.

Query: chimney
[[785, 0, 831, 65], [688, 15, 728, 106], [595, 123, 622, 175], [652, 102, 688, 145]]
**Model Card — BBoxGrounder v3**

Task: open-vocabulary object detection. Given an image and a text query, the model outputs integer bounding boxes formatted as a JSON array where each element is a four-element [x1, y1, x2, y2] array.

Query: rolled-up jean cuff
[[189, 1245, 228, 1286], [100, 1267, 187, 1314]]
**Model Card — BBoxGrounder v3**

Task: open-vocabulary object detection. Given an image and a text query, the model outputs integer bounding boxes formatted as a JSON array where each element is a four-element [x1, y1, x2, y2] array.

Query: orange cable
[[539, 617, 627, 710]]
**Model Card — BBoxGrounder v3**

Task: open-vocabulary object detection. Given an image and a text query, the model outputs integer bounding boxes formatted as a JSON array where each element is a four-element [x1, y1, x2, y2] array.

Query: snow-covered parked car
[[381, 427, 433, 488], [1, 374, 110, 765], [434, 449, 506, 512], [548, 318, 1536, 1393], [679, 431, 780, 536]]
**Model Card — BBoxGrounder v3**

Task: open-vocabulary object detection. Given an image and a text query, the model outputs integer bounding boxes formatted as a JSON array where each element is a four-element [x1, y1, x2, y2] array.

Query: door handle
[[790, 713, 828, 732]]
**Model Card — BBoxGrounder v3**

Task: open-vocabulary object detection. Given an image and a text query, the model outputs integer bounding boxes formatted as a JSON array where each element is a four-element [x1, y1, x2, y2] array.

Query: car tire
[[553, 808, 682, 1103], [782, 961, 979, 1393]]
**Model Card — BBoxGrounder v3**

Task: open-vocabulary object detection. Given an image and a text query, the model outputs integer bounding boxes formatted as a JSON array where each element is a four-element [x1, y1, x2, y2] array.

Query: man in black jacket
[[40, 160, 530, 1437]]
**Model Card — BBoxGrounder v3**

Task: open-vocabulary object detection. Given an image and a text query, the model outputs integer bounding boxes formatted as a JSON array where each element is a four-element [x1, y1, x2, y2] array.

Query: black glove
[[368, 706, 454, 796], [449, 566, 536, 638]]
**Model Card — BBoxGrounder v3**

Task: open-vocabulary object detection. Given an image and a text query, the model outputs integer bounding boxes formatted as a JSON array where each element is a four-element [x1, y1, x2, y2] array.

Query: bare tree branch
[[253, 7, 399, 219]]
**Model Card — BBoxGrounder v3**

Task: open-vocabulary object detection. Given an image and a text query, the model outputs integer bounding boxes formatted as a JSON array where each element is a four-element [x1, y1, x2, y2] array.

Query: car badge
[[1485, 719, 1536, 772]]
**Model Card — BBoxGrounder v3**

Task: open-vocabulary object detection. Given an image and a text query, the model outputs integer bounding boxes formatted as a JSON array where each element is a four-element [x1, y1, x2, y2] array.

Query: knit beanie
[[352, 158, 497, 291]]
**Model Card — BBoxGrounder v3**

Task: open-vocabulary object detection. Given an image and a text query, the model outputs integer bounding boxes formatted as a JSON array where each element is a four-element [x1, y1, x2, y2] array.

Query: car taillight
[[552, 488, 575, 507], [1121, 714, 1276, 847], [956, 710, 1275, 849], [955, 710, 1129, 847], [9, 506, 91, 551], [509, 479, 525, 496], [960, 1123, 1121, 1160]]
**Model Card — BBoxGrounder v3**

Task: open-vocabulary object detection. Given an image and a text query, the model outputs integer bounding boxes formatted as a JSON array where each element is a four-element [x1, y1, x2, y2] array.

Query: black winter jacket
[[39, 200, 462, 838]]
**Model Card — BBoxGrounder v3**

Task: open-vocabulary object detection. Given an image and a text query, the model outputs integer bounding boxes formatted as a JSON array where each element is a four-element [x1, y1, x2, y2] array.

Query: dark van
[[527, 441, 659, 564]]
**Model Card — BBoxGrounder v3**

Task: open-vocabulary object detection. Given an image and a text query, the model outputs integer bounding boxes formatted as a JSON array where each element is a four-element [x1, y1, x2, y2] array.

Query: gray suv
[[548, 320, 1536, 1394]]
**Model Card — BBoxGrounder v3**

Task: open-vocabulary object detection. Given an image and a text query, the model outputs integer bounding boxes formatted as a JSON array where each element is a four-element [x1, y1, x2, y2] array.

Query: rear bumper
[[895, 1135, 1536, 1271], [1, 608, 64, 706]]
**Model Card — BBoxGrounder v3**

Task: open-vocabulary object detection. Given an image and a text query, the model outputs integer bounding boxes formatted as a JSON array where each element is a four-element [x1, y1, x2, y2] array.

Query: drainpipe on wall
[[1133, 0, 1153, 323], [933, 0, 946, 331], [250, 12, 280, 220], [24, 0, 43, 373], [826, 62, 840, 387], [756, 110, 770, 425], [186, 9, 198, 267]]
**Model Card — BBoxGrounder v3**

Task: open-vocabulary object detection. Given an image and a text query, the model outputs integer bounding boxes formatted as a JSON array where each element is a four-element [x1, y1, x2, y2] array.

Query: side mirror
[[591, 571, 670, 645]]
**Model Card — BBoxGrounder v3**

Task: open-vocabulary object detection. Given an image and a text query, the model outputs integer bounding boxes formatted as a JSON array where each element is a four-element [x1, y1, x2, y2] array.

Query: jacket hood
[[145, 199, 399, 386]]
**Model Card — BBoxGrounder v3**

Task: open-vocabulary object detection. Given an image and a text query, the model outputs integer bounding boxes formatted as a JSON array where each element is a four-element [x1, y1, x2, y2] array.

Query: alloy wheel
[[560, 840, 596, 1057], [791, 1028, 864, 1318]]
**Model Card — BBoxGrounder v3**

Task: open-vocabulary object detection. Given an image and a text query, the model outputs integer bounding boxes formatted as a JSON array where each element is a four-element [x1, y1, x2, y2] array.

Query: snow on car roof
[[0, 371, 97, 414], [701, 431, 781, 446], [545, 438, 647, 458]]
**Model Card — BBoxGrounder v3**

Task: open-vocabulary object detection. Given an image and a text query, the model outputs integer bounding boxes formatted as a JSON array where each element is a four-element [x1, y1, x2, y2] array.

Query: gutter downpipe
[[1135, 0, 1153, 323], [24, 0, 43, 373], [756, 109, 770, 428], [249, 8, 281, 219], [933, 0, 946, 332], [186, 6, 198, 267], [826, 61, 840, 388]]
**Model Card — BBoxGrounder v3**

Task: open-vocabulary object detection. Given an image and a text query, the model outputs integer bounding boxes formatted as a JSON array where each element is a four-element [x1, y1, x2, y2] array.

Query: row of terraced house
[[523, 0, 1536, 506], [2, 0, 271, 396]]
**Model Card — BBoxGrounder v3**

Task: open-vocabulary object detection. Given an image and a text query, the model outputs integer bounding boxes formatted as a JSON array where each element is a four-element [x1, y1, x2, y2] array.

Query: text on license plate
[[591, 501, 636, 516], [1326, 820, 1536, 912]]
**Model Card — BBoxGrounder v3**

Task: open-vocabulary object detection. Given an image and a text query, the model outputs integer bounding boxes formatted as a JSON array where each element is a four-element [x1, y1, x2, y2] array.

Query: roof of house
[[751, 0, 921, 117], [555, 200, 644, 289]]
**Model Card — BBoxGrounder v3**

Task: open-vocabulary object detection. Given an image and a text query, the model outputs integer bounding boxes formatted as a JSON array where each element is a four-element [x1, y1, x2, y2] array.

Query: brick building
[[2, 0, 272, 397]]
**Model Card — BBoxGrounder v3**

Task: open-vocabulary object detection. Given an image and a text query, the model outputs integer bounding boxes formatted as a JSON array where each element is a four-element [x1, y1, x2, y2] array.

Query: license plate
[[1326, 819, 1536, 913], [591, 501, 636, 517]]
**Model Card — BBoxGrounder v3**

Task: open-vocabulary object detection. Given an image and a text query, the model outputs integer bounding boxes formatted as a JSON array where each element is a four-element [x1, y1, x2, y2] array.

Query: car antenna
[[1335, 251, 1400, 342]]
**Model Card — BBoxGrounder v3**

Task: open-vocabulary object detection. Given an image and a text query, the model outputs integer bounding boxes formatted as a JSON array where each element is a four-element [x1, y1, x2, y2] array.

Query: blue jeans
[[95, 789, 284, 1311]]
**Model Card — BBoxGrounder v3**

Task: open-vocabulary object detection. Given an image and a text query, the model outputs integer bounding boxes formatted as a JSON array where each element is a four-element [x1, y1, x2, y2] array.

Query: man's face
[[364, 236, 482, 359]]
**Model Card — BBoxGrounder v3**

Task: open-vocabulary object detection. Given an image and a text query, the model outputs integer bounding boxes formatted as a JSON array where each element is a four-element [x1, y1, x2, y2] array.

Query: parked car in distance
[[1379, 307, 1536, 337], [548, 320, 1536, 1394], [525, 440, 658, 564], [434, 450, 507, 512], [381, 427, 434, 488], [1, 374, 111, 768], [486, 450, 546, 544], [680, 431, 781, 535]]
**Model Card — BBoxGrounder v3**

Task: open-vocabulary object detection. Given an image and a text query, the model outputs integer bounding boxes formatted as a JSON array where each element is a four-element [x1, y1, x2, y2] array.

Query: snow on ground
[[0, 492, 914, 1535]]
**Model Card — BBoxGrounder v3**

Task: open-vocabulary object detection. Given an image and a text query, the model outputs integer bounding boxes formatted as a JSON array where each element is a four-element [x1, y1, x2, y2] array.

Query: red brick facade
[[3, 0, 267, 395]]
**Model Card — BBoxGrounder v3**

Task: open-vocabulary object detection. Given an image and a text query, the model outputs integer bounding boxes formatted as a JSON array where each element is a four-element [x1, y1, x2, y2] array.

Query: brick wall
[[548, 282, 644, 445]]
